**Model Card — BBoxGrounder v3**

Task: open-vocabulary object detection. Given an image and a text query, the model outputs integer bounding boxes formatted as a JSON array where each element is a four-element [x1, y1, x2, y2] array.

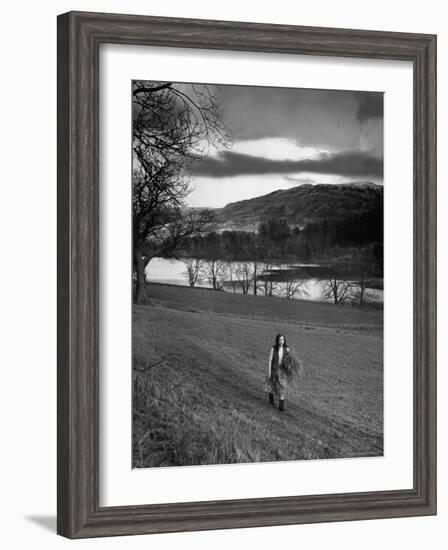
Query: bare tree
[[202, 259, 226, 290], [321, 277, 353, 305], [351, 271, 379, 310], [133, 81, 231, 174], [182, 258, 204, 288], [133, 176, 215, 301], [236, 262, 254, 295], [352, 272, 368, 309], [132, 81, 232, 303], [285, 277, 308, 300], [252, 259, 261, 296], [258, 262, 278, 297], [223, 262, 239, 294]]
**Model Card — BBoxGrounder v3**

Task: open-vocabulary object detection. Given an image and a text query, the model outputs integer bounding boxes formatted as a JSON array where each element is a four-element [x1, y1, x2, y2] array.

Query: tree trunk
[[134, 246, 148, 304], [359, 273, 365, 310], [332, 280, 338, 304]]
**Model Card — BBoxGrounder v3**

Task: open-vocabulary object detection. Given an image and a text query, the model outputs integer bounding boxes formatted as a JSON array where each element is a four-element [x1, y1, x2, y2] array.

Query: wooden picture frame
[[57, 10, 437, 538]]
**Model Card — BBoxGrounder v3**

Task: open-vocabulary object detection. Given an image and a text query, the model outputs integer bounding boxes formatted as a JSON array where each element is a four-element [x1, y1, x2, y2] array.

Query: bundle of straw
[[282, 352, 305, 382]]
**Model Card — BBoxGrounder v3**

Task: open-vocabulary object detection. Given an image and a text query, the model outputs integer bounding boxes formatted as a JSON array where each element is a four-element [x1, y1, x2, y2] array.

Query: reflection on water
[[146, 257, 383, 303]]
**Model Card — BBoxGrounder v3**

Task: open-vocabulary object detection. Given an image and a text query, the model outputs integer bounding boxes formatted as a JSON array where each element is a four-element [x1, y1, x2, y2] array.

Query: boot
[[279, 399, 285, 411], [269, 392, 274, 405]]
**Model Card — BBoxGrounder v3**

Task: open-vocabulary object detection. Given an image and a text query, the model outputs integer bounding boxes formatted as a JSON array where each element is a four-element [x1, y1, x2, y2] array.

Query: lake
[[146, 257, 383, 304]]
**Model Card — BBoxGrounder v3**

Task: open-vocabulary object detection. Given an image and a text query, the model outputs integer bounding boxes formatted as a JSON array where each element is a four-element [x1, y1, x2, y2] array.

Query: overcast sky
[[182, 83, 383, 208]]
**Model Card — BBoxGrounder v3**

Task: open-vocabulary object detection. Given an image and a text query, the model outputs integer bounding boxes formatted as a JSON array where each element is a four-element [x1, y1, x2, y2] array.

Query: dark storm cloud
[[356, 92, 383, 123], [217, 85, 383, 156], [191, 150, 383, 179]]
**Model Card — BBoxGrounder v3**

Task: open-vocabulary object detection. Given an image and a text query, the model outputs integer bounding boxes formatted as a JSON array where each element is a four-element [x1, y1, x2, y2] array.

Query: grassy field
[[133, 283, 383, 468]]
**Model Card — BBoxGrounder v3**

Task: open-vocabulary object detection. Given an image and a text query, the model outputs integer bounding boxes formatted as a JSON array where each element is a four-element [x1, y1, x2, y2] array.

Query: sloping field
[[133, 284, 383, 467]]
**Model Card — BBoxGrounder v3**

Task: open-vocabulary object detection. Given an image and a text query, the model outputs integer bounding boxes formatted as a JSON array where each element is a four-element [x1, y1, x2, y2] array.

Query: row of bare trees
[[183, 259, 308, 300], [184, 259, 376, 308], [318, 273, 375, 308]]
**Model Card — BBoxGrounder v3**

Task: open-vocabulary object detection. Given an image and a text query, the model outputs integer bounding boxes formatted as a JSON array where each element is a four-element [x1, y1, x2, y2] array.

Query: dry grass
[[133, 283, 383, 467]]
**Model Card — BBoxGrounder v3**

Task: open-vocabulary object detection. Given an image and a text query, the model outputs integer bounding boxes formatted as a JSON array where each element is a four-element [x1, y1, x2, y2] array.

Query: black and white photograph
[[132, 80, 384, 468]]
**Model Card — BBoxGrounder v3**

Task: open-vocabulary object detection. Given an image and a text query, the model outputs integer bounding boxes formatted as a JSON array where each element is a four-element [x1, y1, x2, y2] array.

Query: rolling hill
[[211, 182, 383, 232]]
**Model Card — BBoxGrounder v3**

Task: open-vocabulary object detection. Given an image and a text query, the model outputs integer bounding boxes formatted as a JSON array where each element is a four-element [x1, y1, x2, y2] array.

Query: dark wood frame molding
[[57, 10, 437, 538]]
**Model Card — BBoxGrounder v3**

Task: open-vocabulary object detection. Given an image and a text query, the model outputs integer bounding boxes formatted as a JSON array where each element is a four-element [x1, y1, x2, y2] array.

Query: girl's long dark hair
[[273, 333, 287, 350]]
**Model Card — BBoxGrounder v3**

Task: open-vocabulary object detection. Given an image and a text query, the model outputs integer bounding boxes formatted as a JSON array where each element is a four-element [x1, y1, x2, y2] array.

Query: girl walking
[[266, 334, 290, 411]]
